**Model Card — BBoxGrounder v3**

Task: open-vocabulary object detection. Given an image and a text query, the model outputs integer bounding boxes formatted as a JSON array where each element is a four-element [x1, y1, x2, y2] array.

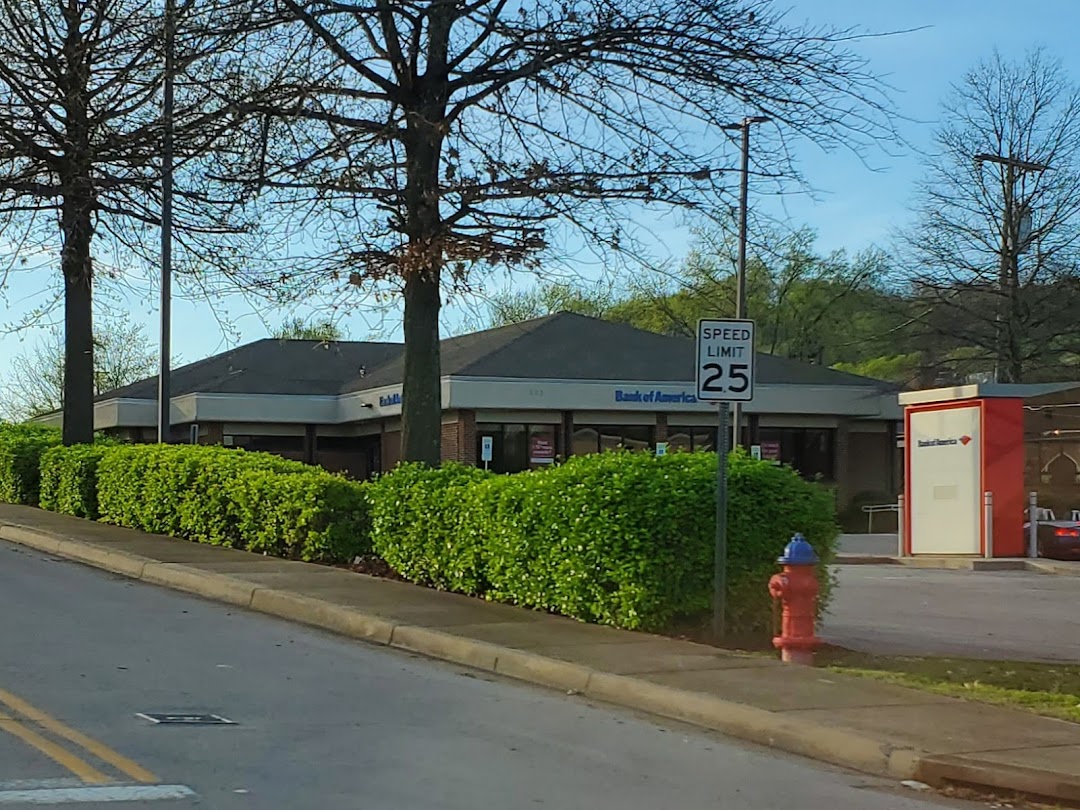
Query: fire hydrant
[[768, 533, 822, 665]]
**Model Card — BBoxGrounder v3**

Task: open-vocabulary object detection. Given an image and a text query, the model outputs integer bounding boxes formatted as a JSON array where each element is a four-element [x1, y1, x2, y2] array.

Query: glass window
[[572, 427, 599, 456], [503, 424, 528, 473], [667, 430, 692, 452], [476, 424, 503, 472], [528, 425, 557, 467], [575, 425, 654, 454], [232, 434, 305, 462], [757, 427, 836, 481], [599, 427, 623, 452], [619, 425, 652, 452], [477, 423, 559, 473], [692, 428, 715, 452], [799, 429, 835, 480]]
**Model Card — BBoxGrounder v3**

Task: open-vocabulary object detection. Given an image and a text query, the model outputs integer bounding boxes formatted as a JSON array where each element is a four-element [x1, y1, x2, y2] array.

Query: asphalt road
[[0, 541, 988, 810], [823, 565, 1080, 661]]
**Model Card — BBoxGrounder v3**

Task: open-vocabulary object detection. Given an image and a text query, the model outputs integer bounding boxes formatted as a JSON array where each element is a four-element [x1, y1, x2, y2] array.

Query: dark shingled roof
[[96, 338, 402, 401], [342, 312, 893, 392], [97, 313, 893, 401]]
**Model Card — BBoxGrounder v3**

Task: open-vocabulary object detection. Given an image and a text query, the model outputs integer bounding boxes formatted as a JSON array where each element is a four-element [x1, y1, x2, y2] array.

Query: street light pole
[[158, 0, 175, 444], [974, 153, 1048, 384], [727, 116, 769, 450]]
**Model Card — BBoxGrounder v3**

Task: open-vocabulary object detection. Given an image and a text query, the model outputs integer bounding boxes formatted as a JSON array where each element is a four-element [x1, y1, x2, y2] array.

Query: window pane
[[692, 428, 714, 452], [528, 425, 557, 466], [503, 424, 528, 473], [668, 431, 692, 452], [572, 427, 599, 455], [757, 429, 783, 463], [620, 426, 653, 451], [798, 429, 835, 480], [475, 426, 502, 470], [599, 427, 622, 452]]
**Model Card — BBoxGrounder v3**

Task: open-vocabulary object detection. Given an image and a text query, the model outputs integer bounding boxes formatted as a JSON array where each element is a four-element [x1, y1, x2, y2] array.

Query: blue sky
[[3, 0, 1080, 371]]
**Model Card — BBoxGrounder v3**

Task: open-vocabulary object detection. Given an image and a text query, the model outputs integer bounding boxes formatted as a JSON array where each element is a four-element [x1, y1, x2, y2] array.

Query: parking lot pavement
[[836, 534, 899, 557], [823, 565, 1080, 661]]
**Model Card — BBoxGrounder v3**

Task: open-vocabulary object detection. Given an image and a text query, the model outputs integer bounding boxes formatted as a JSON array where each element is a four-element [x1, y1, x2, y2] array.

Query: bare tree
[[250, 0, 897, 465], [0, 313, 157, 422], [0, 0, 295, 444], [905, 48, 1080, 383]]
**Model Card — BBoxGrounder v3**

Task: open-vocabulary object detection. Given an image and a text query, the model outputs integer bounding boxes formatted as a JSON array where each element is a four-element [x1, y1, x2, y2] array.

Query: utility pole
[[725, 116, 769, 449], [974, 153, 1048, 384], [158, 0, 175, 443]]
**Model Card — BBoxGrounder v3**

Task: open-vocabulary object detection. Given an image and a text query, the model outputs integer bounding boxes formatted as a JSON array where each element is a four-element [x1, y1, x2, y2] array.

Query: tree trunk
[[400, 267, 442, 466], [61, 192, 94, 445], [397, 3, 451, 467]]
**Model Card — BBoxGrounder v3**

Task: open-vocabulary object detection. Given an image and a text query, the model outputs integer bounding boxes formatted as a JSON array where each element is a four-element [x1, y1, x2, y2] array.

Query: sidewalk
[[836, 553, 1080, 575], [3, 503, 1080, 804]]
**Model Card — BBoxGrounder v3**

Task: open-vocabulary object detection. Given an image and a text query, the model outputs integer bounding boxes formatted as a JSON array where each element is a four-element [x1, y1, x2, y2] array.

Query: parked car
[[1025, 521, 1080, 561]]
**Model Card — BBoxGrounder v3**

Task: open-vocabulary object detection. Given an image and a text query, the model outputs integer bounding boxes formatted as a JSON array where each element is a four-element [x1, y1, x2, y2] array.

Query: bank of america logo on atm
[[917, 435, 972, 448]]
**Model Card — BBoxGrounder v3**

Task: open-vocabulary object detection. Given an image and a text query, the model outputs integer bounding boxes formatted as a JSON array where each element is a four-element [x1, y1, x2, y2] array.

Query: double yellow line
[[0, 687, 157, 785]]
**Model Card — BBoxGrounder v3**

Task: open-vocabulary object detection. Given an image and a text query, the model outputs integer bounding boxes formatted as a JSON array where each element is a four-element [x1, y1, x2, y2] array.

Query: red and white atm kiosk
[[900, 385, 1027, 557]]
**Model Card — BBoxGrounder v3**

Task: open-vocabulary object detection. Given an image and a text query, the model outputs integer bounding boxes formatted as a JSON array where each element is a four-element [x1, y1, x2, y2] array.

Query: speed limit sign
[[695, 318, 755, 402]]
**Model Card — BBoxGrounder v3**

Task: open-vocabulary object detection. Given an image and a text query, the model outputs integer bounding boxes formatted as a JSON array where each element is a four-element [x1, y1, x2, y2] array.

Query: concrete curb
[[917, 754, 1080, 803], [3, 522, 1075, 802], [834, 553, 1080, 576]]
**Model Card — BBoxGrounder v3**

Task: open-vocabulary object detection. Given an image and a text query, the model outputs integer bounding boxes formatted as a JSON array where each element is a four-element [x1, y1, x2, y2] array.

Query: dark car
[[1026, 521, 1080, 561]]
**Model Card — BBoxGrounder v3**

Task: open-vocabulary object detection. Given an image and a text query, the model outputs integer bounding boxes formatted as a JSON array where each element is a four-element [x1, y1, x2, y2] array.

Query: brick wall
[[655, 414, 668, 443], [440, 410, 478, 465], [440, 420, 459, 464], [458, 410, 477, 466]]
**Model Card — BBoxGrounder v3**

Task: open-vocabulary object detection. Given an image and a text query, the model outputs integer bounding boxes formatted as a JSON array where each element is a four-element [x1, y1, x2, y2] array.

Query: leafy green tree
[[484, 282, 615, 327], [1, 313, 158, 422], [272, 317, 346, 342]]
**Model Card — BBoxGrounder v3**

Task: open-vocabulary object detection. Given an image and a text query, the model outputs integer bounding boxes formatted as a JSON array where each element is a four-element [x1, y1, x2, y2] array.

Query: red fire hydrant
[[768, 533, 822, 665]]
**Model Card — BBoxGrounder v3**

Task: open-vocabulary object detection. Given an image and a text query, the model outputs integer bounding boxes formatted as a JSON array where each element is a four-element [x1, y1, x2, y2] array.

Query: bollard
[[768, 533, 822, 666]]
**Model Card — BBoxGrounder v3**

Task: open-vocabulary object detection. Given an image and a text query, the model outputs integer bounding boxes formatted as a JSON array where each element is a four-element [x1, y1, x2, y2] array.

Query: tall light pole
[[725, 116, 769, 449], [158, 0, 175, 443], [974, 152, 1048, 384]]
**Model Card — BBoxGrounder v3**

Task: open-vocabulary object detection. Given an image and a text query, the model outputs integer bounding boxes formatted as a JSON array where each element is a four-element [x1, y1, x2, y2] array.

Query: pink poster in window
[[760, 440, 781, 462], [530, 435, 556, 464]]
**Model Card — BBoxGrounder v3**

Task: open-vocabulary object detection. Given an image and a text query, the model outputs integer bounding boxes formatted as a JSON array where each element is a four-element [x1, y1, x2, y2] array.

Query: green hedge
[[367, 462, 491, 593], [40, 444, 112, 519], [226, 469, 369, 562], [367, 451, 837, 634], [0, 424, 62, 506], [92, 444, 369, 561], [96, 445, 307, 543]]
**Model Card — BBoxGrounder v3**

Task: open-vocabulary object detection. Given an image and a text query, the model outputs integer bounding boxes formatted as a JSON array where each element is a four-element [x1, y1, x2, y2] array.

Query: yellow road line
[[0, 712, 110, 784], [0, 688, 158, 784]]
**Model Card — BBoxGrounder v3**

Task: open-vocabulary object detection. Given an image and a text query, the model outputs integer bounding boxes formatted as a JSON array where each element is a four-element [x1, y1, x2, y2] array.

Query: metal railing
[[861, 502, 900, 533]]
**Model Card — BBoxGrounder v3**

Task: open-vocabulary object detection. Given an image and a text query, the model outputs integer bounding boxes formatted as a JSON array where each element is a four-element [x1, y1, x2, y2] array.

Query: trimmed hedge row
[[1, 422, 837, 635], [40, 443, 112, 518], [0, 424, 62, 506], [26, 435, 370, 564], [368, 451, 838, 634], [96, 444, 310, 543]]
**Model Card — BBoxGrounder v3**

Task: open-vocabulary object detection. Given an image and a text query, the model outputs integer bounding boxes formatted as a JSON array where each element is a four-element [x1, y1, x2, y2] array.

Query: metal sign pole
[[713, 402, 730, 639]]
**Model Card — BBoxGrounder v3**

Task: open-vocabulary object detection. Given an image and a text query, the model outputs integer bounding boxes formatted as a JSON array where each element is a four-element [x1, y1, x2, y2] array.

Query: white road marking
[[0, 784, 196, 804], [0, 781, 84, 792]]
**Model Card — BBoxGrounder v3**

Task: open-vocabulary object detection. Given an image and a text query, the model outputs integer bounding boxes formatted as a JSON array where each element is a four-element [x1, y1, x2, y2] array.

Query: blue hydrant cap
[[778, 533, 819, 565]]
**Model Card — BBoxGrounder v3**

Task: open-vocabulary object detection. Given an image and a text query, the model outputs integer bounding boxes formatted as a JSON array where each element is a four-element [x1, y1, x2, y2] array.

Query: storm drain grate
[[136, 712, 236, 725]]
